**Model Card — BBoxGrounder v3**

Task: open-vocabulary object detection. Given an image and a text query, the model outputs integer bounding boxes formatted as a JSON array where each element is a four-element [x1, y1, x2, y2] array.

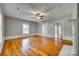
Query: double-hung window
[[22, 24, 29, 34], [42, 23, 48, 34]]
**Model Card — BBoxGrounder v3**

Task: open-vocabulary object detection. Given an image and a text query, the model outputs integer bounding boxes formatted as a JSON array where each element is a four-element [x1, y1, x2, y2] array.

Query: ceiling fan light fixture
[[36, 17, 40, 20], [34, 12, 40, 16], [40, 17, 44, 19], [40, 15, 44, 17], [32, 11, 46, 20]]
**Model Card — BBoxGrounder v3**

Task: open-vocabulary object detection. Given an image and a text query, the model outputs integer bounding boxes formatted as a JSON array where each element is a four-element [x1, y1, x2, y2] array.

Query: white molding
[[5, 34, 73, 42], [4, 34, 55, 40], [4, 34, 38, 40], [37, 33, 55, 38], [63, 36, 73, 41]]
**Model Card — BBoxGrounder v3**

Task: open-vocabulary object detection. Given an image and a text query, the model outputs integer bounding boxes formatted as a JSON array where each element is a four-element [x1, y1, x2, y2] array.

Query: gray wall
[[4, 14, 74, 39], [63, 20, 72, 37], [37, 19, 73, 40], [4, 16, 37, 37], [37, 19, 55, 37]]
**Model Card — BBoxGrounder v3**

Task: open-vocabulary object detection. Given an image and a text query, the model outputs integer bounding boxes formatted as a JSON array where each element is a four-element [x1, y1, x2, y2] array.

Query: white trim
[[37, 33, 55, 38], [5, 34, 38, 40], [4, 34, 73, 42], [63, 36, 73, 41], [4, 33, 55, 40]]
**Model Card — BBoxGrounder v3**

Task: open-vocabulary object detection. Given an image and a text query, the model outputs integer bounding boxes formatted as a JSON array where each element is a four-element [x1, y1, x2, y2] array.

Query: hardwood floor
[[0, 35, 72, 56]]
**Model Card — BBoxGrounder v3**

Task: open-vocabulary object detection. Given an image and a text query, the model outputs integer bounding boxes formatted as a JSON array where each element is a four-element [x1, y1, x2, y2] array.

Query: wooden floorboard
[[0, 36, 72, 56]]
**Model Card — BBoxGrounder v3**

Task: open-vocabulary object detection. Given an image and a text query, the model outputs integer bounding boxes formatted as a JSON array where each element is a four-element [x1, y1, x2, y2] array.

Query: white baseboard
[[38, 34, 54, 38], [64, 36, 73, 41], [4, 34, 54, 40], [4, 34, 73, 42], [4, 34, 38, 40]]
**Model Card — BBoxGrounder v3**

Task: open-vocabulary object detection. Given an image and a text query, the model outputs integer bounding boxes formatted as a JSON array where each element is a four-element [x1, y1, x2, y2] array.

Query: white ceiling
[[2, 3, 74, 22]]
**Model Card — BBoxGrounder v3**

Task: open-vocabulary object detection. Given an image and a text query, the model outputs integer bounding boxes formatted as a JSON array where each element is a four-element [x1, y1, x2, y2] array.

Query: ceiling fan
[[17, 3, 58, 21]]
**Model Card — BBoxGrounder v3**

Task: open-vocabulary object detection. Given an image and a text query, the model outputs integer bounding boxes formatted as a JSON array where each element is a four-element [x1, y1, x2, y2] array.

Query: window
[[42, 23, 48, 34], [22, 24, 29, 34], [55, 23, 62, 42]]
